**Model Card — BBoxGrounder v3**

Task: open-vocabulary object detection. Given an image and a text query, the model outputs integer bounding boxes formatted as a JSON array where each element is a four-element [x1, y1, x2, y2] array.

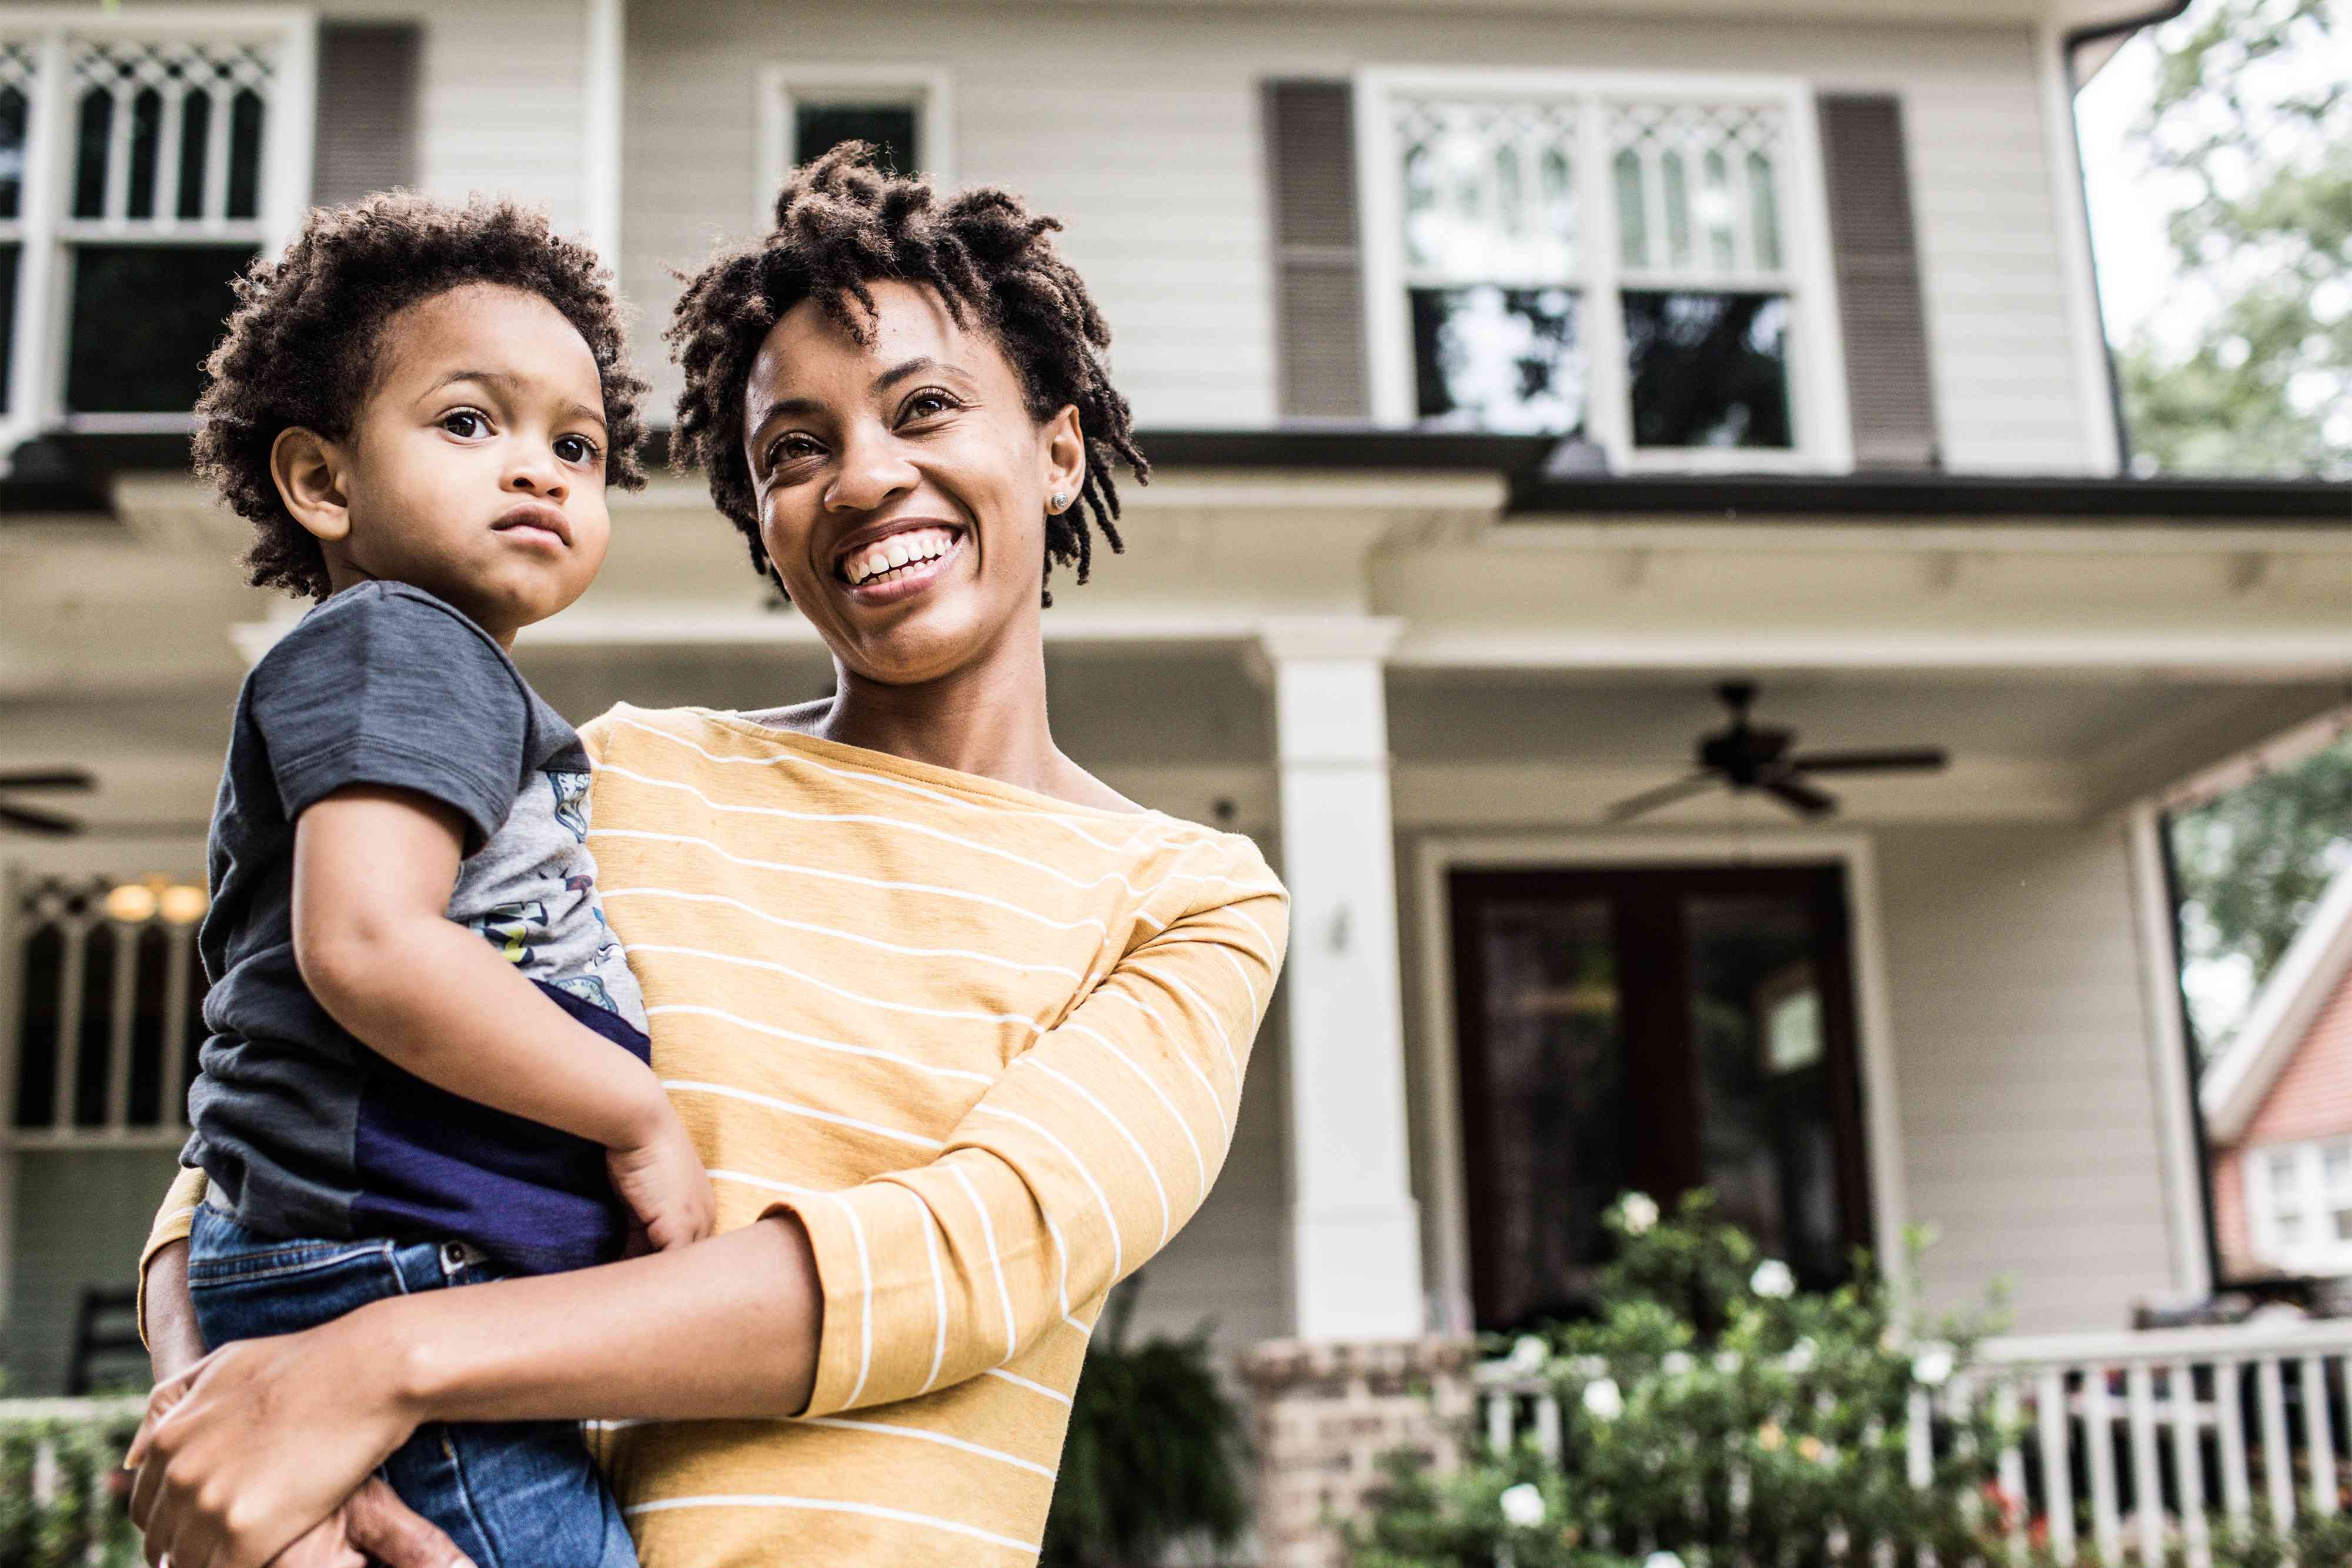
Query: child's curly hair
[[193, 192, 649, 601], [664, 142, 1145, 604]]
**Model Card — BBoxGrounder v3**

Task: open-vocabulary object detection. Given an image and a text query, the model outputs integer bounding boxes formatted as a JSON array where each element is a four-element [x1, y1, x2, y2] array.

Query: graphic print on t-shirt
[[546, 769, 592, 842], [470, 900, 549, 965]]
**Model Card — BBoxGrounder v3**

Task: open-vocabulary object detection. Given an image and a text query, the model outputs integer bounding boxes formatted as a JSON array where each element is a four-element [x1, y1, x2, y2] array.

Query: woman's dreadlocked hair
[[665, 142, 1145, 604]]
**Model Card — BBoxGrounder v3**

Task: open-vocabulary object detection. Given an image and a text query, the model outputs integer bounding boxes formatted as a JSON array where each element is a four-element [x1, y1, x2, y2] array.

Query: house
[[2202, 861, 2352, 1284], [2, 0, 2350, 1557]]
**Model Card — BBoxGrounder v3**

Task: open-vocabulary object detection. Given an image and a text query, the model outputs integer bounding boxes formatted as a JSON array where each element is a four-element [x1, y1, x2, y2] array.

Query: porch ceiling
[[1384, 668, 2351, 825]]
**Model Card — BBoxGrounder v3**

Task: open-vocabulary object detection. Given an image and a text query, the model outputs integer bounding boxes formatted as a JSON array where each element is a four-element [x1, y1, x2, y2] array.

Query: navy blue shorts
[[188, 1203, 638, 1568], [348, 981, 653, 1276]]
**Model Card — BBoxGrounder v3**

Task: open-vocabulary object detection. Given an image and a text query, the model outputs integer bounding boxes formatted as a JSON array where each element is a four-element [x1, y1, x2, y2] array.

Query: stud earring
[[1049, 491, 1069, 513]]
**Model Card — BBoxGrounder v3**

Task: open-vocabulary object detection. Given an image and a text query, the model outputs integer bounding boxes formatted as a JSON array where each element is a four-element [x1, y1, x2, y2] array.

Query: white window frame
[[2245, 1136, 2352, 1277], [754, 63, 954, 229], [0, 6, 315, 454], [1355, 67, 1852, 473]]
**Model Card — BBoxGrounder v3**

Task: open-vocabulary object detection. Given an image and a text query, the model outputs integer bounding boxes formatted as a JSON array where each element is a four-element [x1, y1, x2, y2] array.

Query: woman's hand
[[137, 1238, 467, 1568], [126, 1305, 419, 1568]]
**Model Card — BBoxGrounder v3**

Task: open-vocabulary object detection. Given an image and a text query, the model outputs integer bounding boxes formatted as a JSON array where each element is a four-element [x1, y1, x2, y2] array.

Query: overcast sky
[[2075, 35, 2176, 349]]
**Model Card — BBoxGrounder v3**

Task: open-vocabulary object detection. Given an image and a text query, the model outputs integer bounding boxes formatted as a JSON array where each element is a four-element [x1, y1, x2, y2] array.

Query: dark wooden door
[[1449, 864, 1872, 1332]]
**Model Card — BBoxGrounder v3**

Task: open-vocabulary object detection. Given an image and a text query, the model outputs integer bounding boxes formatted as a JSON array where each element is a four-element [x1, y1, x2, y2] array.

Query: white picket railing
[[1475, 1319, 2352, 1566]]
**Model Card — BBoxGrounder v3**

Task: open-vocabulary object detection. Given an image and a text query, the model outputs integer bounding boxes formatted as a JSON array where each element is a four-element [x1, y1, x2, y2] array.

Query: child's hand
[[606, 1106, 716, 1252]]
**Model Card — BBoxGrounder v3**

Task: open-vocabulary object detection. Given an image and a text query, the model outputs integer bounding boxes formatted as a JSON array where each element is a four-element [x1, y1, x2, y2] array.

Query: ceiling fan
[[1605, 683, 1948, 823], [0, 770, 96, 836]]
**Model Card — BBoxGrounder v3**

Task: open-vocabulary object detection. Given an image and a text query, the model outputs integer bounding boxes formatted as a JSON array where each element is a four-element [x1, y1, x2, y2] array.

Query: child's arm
[[293, 784, 713, 1251]]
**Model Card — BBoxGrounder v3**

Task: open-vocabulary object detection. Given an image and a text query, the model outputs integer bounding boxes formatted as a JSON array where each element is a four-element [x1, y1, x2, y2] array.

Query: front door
[[1449, 863, 1872, 1332]]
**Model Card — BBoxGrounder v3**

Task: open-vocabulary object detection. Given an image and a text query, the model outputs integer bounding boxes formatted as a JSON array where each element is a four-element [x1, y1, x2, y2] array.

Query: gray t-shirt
[[185, 581, 649, 1266]]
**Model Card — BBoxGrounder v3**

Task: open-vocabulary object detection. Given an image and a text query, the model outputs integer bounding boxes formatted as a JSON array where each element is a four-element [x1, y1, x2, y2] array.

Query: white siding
[[326, 0, 593, 238], [1875, 823, 2181, 1332], [622, 4, 2097, 469]]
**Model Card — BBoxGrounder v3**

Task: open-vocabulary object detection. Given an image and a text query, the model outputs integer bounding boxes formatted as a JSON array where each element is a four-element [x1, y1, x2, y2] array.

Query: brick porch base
[[1237, 1338, 1479, 1568]]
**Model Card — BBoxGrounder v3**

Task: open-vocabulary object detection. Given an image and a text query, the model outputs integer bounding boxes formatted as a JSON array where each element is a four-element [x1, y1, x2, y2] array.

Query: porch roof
[[8, 429, 2347, 526]]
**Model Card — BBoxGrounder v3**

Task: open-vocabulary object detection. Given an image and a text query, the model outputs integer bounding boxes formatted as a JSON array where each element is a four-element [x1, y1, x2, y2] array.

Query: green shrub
[[0, 1397, 143, 1568], [1350, 1191, 2009, 1568]]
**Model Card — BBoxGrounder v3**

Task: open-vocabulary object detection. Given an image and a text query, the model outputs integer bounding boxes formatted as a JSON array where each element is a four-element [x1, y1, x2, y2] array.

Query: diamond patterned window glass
[[67, 39, 273, 228], [1606, 102, 1788, 279], [1395, 98, 1578, 286]]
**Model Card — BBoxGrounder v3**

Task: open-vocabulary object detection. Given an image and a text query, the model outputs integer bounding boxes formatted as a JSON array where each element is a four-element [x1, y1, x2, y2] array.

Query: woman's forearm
[[348, 1212, 821, 1428], [143, 1238, 208, 1381]]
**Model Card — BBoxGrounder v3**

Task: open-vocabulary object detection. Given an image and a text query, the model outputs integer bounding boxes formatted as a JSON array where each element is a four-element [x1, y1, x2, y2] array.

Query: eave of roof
[[2202, 861, 2352, 1145], [9, 427, 2350, 524]]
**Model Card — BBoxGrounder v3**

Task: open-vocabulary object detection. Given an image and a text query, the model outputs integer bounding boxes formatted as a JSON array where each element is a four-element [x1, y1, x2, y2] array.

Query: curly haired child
[[169, 192, 708, 1568]]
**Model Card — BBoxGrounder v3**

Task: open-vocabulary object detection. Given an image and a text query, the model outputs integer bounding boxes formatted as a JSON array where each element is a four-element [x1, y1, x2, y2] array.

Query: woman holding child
[[129, 145, 1287, 1568]]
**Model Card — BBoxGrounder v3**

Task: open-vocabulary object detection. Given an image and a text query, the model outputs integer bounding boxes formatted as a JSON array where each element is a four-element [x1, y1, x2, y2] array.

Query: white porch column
[[1256, 617, 1424, 1342]]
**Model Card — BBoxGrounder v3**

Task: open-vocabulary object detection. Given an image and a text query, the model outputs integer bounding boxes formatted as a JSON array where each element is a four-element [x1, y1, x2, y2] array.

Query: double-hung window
[[1358, 71, 1846, 468], [2247, 1138, 2352, 1277], [0, 11, 312, 445]]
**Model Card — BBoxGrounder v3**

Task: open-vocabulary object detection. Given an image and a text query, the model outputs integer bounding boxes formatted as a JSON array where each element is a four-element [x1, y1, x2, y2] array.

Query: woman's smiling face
[[742, 279, 1085, 685]]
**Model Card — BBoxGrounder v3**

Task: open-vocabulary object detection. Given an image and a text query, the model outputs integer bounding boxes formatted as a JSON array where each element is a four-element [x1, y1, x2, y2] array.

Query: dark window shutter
[[312, 24, 421, 206], [1816, 93, 1939, 470], [1263, 80, 1368, 421]]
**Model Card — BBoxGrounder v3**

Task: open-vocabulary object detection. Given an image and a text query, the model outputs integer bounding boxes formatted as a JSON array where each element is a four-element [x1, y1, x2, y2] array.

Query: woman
[[129, 146, 1288, 1568]]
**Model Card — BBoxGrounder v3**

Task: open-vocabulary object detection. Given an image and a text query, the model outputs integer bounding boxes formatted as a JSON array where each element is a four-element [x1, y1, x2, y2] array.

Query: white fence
[[1476, 1319, 2352, 1566]]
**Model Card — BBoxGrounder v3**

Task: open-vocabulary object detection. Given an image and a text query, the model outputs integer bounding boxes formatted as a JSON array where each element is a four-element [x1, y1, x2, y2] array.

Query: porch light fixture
[[104, 875, 209, 925]]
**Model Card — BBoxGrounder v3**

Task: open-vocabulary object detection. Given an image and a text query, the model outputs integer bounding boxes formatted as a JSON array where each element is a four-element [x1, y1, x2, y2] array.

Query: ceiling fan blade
[[0, 802, 83, 836], [1604, 773, 1720, 823], [1762, 774, 1839, 819], [1786, 748, 1949, 775], [0, 769, 96, 793]]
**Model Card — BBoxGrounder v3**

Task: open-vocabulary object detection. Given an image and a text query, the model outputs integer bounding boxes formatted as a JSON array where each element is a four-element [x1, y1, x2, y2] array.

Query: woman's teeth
[[842, 529, 957, 587]]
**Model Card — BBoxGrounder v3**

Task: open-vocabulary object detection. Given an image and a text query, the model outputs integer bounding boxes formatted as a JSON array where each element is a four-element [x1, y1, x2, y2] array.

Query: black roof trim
[[1508, 469, 2351, 522], [1137, 427, 1558, 472], [9, 426, 2347, 524]]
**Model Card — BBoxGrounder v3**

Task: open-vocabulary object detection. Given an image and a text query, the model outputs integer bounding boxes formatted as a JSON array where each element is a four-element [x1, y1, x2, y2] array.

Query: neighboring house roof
[[2203, 860, 2352, 1145]]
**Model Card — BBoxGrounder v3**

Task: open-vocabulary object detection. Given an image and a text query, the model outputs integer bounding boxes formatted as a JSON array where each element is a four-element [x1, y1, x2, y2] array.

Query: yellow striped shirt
[[145, 704, 1288, 1566]]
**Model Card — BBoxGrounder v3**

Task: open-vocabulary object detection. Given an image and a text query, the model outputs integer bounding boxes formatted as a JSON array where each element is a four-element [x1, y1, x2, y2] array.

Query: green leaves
[[2116, 0, 2350, 478], [1347, 1191, 2009, 1567]]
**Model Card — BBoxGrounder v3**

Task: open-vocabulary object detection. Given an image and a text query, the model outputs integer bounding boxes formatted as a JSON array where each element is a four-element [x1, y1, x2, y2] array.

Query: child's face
[[328, 283, 613, 643]]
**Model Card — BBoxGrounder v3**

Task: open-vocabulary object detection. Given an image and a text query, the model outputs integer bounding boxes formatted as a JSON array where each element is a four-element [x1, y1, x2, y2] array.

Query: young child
[[173, 193, 710, 1568]]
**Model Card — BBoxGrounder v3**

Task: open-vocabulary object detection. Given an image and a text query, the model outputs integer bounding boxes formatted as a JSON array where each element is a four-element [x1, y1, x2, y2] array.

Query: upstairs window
[[0, 13, 311, 439], [1361, 72, 1843, 468], [757, 66, 952, 225]]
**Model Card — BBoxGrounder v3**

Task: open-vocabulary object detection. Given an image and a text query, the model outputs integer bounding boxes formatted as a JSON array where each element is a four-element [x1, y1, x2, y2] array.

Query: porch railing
[[1475, 1319, 2352, 1566]]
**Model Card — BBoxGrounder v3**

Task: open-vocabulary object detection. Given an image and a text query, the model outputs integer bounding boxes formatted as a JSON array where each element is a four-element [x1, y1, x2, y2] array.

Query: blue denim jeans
[[188, 1204, 638, 1568]]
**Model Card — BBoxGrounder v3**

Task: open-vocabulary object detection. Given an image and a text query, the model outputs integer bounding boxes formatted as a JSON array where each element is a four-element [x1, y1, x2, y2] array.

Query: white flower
[[1582, 1377, 1624, 1420], [1660, 1350, 1695, 1376], [1499, 1482, 1546, 1528], [1750, 1259, 1796, 1299], [1619, 1192, 1661, 1235], [1645, 1553, 1687, 1568], [1785, 1337, 1818, 1374], [1912, 1342, 1956, 1388], [1506, 1334, 1548, 1375]]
